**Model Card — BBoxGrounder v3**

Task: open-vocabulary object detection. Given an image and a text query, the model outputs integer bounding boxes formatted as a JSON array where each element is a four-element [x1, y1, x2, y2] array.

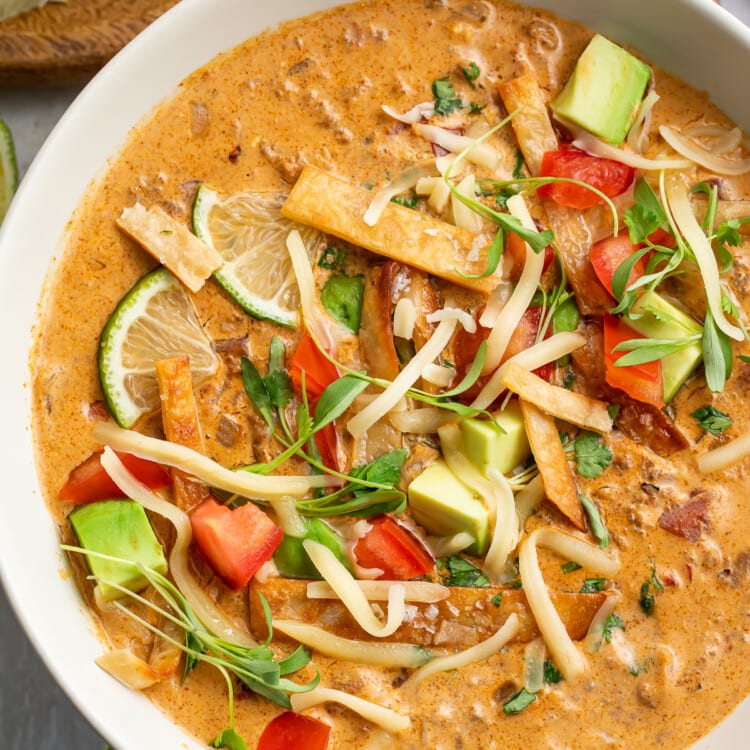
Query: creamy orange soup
[[30, 1, 750, 748]]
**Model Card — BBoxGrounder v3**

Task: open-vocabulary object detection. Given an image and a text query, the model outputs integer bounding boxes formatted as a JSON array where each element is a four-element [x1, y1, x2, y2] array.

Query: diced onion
[[410, 613, 519, 687], [307, 579, 449, 603], [362, 729, 397, 750], [364, 166, 432, 226], [347, 318, 457, 438], [518, 527, 619, 681], [94, 422, 335, 499], [479, 281, 512, 328], [414, 123, 502, 172], [583, 591, 621, 654], [569, 125, 691, 171], [482, 194, 546, 374], [273, 620, 433, 668], [421, 363, 456, 388], [96, 649, 162, 690], [523, 637, 547, 694], [659, 125, 750, 175], [426, 306, 477, 333], [382, 101, 434, 124], [291, 687, 411, 733], [451, 173, 483, 233], [472, 332, 586, 410], [99, 448, 256, 647], [303, 540, 406, 637], [513, 474, 544, 527], [424, 532, 475, 558], [269, 497, 307, 538], [698, 431, 750, 473], [428, 178, 452, 212], [416, 177, 439, 195], [664, 173, 743, 341], [393, 298, 416, 339]]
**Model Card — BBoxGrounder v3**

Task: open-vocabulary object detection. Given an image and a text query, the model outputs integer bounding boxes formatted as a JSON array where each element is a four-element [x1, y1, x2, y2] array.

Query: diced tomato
[[257, 711, 331, 750], [59, 449, 172, 504], [590, 231, 648, 297], [505, 231, 555, 282], [189, 497, 282, 589], [353, 516, 434, 580], [602, 314, 664, 408], [538, 146, 635, 210], [290, 332, 338, 399]]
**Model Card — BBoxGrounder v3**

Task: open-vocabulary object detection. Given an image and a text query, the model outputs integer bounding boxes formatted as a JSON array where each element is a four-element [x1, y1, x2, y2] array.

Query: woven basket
[[0, 0, 180, 85]]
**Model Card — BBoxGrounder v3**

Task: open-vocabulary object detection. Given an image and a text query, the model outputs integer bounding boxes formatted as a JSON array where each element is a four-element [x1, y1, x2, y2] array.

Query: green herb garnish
[[543, 660, 563, 685], [579, 493, 609, 549], [318, 244, 347, 270], [442, 556, 489, 587], [432, 78, 462, 116], [603, 613, 625, 643], [462, 61, 480, 88], [574, 432, 613, 478], [503, 687, 537, 714], [580, 577, 607, 594], [691, 405, 733, 435]]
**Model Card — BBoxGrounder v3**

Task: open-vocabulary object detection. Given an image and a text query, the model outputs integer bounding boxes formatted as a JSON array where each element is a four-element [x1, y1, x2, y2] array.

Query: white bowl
[[1, 1, 748, 748]]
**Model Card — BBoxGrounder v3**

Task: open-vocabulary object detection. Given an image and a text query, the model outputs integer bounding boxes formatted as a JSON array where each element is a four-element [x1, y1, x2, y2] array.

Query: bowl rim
[[1, 0, 749, 748]]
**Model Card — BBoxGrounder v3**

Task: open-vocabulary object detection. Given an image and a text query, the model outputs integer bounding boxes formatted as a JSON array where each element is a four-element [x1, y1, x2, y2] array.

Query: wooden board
[[0, 0, 179, 85]]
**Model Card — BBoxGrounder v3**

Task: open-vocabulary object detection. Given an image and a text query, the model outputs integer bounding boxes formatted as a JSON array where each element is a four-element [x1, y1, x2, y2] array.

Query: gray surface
[[1, 2, 749, 749]]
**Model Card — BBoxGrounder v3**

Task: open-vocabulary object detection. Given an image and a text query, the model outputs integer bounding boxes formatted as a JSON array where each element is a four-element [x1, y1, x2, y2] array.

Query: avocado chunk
[[625, 292, 703, 402], [274, 519, 350, 579], [69, 499, 168, 602], [408, 459, 488, 555], [551, 34, 651, 145], [459, 400, 530, 476]]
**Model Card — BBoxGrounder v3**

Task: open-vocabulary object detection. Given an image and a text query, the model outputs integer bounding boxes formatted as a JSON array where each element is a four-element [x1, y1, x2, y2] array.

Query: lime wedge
[[98, 267, 220, 428], [0, 117, 19, 223], [192, 185, 324, 328]]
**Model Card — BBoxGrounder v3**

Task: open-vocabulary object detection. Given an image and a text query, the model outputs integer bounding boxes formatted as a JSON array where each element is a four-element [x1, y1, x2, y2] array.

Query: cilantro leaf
[[442, 556, 489, 587], [462, 61, 480, 88], [391, 195, 420, 209], [603, 613, 625, 643], [318, 244, 347, 270], [240, 357, 274, 429], [543, 660, 563, 684], [561, 560, 582, 574], [574, 432, 613, 478], [691, 405, 733, 435], [512, 148, 525, 180], [624, 202, 662, 244], [580, 577, 607, 594], [579, 493, 609, 549], [265, 369, 292, 409], [432, 78, 463, 116], [211, 728, 249, 750]]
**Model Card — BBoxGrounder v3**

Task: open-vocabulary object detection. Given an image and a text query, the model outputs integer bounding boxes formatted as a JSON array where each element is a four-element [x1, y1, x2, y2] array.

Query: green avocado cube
[[459, 400, 530, 476], [408, 459, 488, 555], [625, 292, 703, 403], [551, 34, 651, 145], [69, 499, 168, 602]]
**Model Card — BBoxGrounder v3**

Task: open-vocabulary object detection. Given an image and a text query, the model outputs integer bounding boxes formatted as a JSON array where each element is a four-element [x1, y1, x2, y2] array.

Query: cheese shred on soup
[[30, 1, 750, 748]]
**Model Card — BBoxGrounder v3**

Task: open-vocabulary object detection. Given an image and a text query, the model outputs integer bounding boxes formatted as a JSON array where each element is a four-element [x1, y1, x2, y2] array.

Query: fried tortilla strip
[[519, 399, 586, 530], [117, 202, 223, 293], [249, 579, 606, 647], [501, 361, 613, 434], [282, 166, 498, 294], [155, 355, 211, 512], [360, 265, 401, 381], [497, 72, 558, 177], [497, 73, 612, 315]]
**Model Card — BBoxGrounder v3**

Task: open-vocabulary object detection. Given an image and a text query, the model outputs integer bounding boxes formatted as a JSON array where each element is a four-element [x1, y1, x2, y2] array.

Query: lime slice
[[0, 117, 19, 223], [192, 185, 324, 328], [98, 267, 220, 428]]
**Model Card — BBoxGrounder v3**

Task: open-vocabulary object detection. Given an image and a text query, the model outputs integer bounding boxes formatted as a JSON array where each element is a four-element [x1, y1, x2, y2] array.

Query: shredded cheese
[[426, 306, 477, 333], [273, 620, 433, 668], [269, 497, 307, 538], [482, 194, 546, 374], [626, 90, 660, 154], [393, 298, 416, 339], [665, 173, 743, 341], [518, 528, 619, 681], [659, 125, 750, 175], [94, 422, 335, 499], [347, 317, 457, 438], [451, 173, 483, 233], [583, 591, 621, 654], [513, 474, 544, 526], [291, 687, 411, 733], [389, 407, 456, 434], [303, 540, 406, 637], [364, 166, 432, 227], [424, 531, 475, 558], [698, 431, 750, 473], [99, 448, 256, 647], [414, 122, 502, 172], [409, 613, 519, 687], [382, 101, 434, 124], [473, 331, 586, 410], [306, 579, 449, 603]]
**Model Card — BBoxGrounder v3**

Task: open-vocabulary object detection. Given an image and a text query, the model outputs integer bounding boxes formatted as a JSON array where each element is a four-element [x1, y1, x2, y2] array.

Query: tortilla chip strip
[[281, 165, 499, 294], [117, 202, 223, 293], [155, 356, 211, 512], [519, 399, 586, 530], [249, 579, 606, 647], [497, 72, 558, 177], [497, 73, 612, 315], [501, 361, 613, 434]]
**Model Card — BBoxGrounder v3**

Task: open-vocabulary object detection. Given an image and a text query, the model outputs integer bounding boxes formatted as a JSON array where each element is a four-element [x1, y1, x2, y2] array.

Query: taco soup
[[30, 0, 750, 748]]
